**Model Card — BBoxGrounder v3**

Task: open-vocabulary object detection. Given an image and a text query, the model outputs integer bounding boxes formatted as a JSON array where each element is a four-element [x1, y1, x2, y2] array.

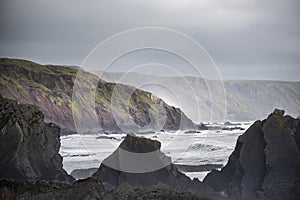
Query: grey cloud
[[0, 0, 299, 80]]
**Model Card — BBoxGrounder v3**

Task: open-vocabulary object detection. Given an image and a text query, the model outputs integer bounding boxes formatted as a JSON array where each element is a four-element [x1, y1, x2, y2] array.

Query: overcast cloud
[[0, 0, 299, 80]]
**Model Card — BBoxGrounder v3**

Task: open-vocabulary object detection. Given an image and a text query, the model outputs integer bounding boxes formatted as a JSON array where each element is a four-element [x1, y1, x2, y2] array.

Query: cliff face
[[0, 58, 195, 134], [203, 109, 300, 200], [0, 95, 74, 182], [101, 72, 300, 122]]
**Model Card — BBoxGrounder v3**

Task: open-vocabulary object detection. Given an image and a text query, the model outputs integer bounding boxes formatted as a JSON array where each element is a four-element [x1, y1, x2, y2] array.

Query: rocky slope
[[0, 58, 195, 134], [203, 109, 300, 200], [0, 178, 206, 200], [101, 72, 300, 122], [0, 95, 74, 182], [92, 134, 217, 199]]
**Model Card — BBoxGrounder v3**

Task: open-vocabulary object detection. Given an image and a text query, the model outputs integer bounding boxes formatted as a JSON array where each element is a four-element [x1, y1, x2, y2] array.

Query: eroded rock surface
[[0, 95, 74, 182], [204, 109, 300, 200], [92, 134, 216, 198]]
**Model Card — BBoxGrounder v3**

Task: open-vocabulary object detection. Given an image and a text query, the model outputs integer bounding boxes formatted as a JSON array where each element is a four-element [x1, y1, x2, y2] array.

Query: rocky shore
[[1, 96, 299, 199], [0, 178, 206, 200]]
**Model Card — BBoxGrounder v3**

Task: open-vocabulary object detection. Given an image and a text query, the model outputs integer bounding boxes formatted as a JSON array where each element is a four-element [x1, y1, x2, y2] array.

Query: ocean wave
[[61, 151, 96, 158], [187, 143, 229, 151]]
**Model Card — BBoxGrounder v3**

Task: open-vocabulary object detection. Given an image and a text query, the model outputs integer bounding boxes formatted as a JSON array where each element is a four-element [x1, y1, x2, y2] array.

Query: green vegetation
[[0, 58, 189, 130]]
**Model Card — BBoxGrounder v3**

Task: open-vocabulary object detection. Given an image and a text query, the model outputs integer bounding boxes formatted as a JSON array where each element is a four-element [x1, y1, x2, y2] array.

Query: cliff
[[203, 109, 300, 200], [0, 95, 74, 182], [0, 58, 195, 134], [101, 71, 300, 122]]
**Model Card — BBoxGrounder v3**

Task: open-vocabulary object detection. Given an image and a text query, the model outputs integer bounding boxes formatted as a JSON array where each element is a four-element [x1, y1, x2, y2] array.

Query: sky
[[0, 0, 300, 81]]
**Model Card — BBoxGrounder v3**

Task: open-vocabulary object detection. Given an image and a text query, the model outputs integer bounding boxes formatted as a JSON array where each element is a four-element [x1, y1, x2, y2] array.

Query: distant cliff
[[0, 95, 73, 182], [204, 109, 300, 200], [101, 72, 300, 122], [0, 58, 195, 134]]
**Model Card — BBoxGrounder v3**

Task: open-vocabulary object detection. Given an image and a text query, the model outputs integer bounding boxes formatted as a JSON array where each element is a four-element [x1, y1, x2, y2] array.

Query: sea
[[60, 122, 252, 181]]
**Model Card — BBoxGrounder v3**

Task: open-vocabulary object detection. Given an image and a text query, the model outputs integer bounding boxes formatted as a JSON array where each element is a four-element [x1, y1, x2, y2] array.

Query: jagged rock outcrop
[[0, 58, 195, 134], [0, 178, 206, 200], [0, 95, 74, 182], [203, 109, 300, 200], [92, 134, 216, 198]]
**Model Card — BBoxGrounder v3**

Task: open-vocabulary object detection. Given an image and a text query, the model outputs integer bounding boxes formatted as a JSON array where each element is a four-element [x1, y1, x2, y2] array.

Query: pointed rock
[[92, 134, 215, 198]]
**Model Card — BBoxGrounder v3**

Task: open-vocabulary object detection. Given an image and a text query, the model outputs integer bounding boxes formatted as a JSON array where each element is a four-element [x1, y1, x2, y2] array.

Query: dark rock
[[272, 108, 285, 116], [197, 123, 209, 130], [0, 177, 206, 200], [221, 126, 245, 131], [198, 122, 244, 131], [92, 134, 217, 198], [118, 133, 161, 153], [185, 130, 202, 134], [0, 95, 74, 182], [203, 109, 300, 200]]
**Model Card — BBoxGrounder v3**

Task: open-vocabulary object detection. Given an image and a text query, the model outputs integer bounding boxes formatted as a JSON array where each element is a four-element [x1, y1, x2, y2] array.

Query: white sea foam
[[60, 122, 251, 180]]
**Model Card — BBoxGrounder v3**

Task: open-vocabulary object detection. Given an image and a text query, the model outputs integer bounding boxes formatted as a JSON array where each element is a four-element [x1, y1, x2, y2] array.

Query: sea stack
[[92, 133, 215, 197], [93, 134, 193, 187]]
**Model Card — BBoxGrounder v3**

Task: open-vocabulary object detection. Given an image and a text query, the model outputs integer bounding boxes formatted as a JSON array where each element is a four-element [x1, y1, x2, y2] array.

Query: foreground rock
[[92, 134, 217, 198], [0, 95, 74, 182], [0, 178, 206, 200], [204, 109, 300, 200]]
